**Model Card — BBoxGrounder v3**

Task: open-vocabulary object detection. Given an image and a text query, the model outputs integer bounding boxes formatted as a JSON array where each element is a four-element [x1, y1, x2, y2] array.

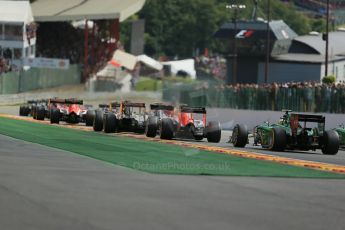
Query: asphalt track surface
[[1, 134, 345, 230], [2, 105, 345, 166]]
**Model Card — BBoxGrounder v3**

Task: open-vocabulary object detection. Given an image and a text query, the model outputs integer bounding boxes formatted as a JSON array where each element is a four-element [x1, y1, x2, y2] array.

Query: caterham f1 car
[[230, 111, 339, 155], [147, 105, 221, 142], [95, 101, 147, 133], [49, 98, 90, 124]]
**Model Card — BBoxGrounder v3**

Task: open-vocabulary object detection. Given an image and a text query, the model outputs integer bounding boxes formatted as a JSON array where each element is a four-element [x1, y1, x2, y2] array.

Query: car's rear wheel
[[104, 112, 117, 133], [23, 106, 30, 116], [32, 105, 37, 119], [231, 124, 248, 147], [160, 118, 174, 140], [50, 108, 60, 124], [322, 130, 339, 155], [93, 110, 104, 131], [206, 121, 221, 143], [36, 106, 45, 120], [145, 116, 158, 137], [19, 106, 24, 116], [85, 110, 95, 126], [268, 127, 286, 151]]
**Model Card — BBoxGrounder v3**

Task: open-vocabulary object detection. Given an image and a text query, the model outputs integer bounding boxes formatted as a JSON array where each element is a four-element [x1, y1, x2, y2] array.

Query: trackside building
[[214, 20, 345, 83], [0, 1, 36, 68]]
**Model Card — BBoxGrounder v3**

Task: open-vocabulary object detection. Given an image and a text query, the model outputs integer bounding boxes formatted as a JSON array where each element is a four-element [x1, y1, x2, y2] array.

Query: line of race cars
[[19, 98, 222, 143], [19, 99, 345, 155]]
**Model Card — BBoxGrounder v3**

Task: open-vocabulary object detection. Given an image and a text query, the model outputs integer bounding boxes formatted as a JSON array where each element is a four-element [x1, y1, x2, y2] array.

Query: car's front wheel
[[268, 127, 286, 151], [231, 124, 248, 147]]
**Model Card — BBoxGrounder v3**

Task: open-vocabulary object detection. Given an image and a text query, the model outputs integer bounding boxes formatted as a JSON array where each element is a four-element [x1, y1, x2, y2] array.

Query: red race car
[[48, 98, 90, 124], [148, 105, 221, 142]]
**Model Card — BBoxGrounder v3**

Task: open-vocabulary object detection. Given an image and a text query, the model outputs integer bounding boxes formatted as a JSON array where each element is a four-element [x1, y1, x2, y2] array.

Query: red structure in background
[[83, 18, 120, 82], [84, 20, 89, 82]]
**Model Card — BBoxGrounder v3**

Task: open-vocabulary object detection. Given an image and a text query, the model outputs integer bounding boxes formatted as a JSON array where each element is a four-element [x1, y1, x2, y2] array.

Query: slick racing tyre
[[322, 130, 339, 155], [19, 106, 24, 116], [93, 110, 104, 132], [103, 112, 117, 133], [145, 116, 158, 138], [22, 106, 30, 116], [268, 127, 286, 151], [160, 118, 174, 140], [32, 105, 37, 119], [36, 106, 45, 120], [50, 108, 60, 124], [206, 121, 221, 143], [231, 124, 248, 147], [85, 110, 95, 126]]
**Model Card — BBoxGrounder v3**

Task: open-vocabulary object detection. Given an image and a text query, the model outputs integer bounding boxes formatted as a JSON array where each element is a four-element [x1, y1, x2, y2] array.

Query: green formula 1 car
[[230, 110, 339, 155]]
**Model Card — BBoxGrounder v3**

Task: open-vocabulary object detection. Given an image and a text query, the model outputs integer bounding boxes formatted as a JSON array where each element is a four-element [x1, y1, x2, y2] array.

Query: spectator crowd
[[167, 81, 345, 114]]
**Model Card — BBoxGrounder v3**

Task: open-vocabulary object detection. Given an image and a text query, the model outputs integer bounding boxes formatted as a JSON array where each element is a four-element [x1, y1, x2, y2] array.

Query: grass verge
[[0, 116, 344, 178]]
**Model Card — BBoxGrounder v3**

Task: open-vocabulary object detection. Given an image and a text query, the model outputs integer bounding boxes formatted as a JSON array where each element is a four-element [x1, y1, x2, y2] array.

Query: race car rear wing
[[99, 104, 110, 108], [122, 102, 146, 108], [27, 99, 48, 104], [48, 98, 65, 104], [290, 113, 325, 135], [290, 114, 325, 123], [49, 98, 83, 105], [110, 102, 121, 108], [180, 106, 206, 114], [65, 98, 83, 105], [150, 103, 174, 111]]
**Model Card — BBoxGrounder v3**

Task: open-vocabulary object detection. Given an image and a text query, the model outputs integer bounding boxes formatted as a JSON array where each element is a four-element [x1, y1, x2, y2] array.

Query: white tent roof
[[137, 54, 163, 71], [31, 0, 146, 22], [0, 1, 34, 23]]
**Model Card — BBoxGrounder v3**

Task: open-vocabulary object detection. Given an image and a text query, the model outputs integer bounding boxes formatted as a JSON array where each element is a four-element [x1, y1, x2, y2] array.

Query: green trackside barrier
[[0, 64, 81, 94], [162, 83, 345, 113], [0, 71, 20, 94], [19, 64, 81, 92]]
